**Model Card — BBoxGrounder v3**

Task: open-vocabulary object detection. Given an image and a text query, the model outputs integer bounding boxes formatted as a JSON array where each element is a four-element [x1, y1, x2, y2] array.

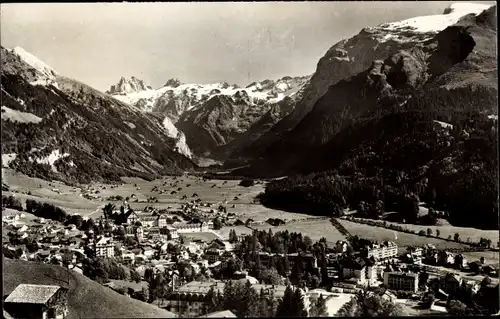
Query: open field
[[182, 231, 221, 242], [252, 219, 347, 244], [216, 225, 254, 240], [461, 250, 500, 265], [356, 217, 499, 246], [339, 219, 469, 250], [2, 169, 313, 223], [4, 168, 497, 263], [2, 169, 100, 215]]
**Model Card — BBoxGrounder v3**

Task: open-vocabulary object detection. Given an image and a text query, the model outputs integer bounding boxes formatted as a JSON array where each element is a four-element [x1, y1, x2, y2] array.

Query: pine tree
[[283, 257, 291, 275], [267, 289, 278, 317], [258, 288, 269, 317], [223, 279, 235, 311], [256, 287, 279, 317], [204, 287, 221, 315], [229, 229, 239, 243], [292, 288, 308, 317], [310, 294, 328, 317], [276, 285, 294, 317], [241, 280, 259, 317]]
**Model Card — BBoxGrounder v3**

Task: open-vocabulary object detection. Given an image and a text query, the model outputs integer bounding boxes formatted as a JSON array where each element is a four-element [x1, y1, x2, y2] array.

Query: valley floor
[[3, 168, 497, 265]]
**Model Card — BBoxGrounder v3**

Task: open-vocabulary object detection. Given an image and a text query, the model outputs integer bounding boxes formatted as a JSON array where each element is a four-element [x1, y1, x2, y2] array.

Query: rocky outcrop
[[106, 76, 150, 94]]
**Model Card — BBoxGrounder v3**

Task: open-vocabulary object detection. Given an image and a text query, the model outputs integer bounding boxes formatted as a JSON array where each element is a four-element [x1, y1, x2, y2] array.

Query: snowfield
[[11, 46, 58, 78], [1, 106, 43, 124], [162, 117, 193, 158], [375, 2, 493, 42]]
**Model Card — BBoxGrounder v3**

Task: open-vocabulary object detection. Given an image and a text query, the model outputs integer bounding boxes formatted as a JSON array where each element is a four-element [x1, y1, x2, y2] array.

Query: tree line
[[259, 110, 497, 230], [201, 280, 327, 317]]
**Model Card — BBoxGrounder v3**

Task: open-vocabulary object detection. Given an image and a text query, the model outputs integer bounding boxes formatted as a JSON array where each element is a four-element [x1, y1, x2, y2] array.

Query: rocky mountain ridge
[[1, 46, 196, 184], [236, 3, 496, 176], [232, 2, 494, 161], [234, 4, 498, 231], [108, 74, 310, 159], [106, 76, 152, 95]]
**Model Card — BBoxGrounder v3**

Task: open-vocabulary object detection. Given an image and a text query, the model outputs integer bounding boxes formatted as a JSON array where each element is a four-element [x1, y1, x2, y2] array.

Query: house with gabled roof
[[4, 284, 69, 319], [440, 273, 463, 294]]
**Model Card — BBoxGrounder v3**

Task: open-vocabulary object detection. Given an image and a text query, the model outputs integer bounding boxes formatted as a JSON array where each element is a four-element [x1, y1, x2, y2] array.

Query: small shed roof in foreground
[[5, 284, 63, 304], [199, 310, 237, 318]]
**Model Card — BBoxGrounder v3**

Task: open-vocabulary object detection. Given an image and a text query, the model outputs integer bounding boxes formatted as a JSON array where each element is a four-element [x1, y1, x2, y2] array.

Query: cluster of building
[[4, 198, 499, 318], [322, 239, 499, 306], [164, 279, 351, 317], [2, 201, 232, 280], [2, 213, 87, 271]]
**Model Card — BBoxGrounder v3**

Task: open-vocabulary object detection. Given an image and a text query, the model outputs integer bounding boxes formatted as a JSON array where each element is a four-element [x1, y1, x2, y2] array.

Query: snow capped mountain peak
[[11, 46, 57, 78], [107, 76, 151, 95], [373, 2, 493, 42]]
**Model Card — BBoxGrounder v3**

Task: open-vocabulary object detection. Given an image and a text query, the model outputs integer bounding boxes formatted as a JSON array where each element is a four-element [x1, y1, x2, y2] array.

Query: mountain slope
[[3, 259, 175, 319], [108, 75, 310, 159], [247, 5, 498, 230], [234, 2, 494, 162], [1, 46, 196, 184]]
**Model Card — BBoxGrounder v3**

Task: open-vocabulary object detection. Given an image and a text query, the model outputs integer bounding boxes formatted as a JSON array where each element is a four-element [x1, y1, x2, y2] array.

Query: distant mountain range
[[1, 2, 496, 202], [107, 75, 310, 159]]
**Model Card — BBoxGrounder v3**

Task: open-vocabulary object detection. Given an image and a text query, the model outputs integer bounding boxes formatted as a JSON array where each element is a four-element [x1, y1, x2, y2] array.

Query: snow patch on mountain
[[11, 47, 57, 78], [162, 117, 193, 158], [30, 78, 60, 89], [31, 149, 70, 172], [2, 153, 17, 168], [373, 2, 493, 42], [434, 120, 454, 129], [1, 106, 43, 124]]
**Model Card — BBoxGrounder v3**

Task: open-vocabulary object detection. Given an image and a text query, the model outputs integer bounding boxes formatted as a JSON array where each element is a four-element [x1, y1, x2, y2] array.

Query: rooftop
[[387, 271, 418, 278], [5, 284, 64, 304], [177, 281, 226, 294], [199, 310, 237, 318]]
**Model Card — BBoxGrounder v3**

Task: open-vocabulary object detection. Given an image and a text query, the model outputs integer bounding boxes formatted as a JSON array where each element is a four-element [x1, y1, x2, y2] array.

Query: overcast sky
[[1, 1, 495, 91]]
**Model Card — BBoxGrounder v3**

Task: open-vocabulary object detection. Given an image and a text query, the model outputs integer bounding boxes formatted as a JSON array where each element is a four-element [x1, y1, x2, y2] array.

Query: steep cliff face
[[235, 3, 496, 177], [235, 2, 494, 161], [1, 47, 196, 184]]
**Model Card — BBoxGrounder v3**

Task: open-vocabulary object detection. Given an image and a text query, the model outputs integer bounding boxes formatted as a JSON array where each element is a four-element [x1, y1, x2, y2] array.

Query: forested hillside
[[1, 47, 196, 184], [254, 6, 498, 230]]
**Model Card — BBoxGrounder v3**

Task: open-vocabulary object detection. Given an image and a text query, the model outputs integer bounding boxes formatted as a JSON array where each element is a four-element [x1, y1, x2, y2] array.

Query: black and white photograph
[[1, 1, 498, 318]]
